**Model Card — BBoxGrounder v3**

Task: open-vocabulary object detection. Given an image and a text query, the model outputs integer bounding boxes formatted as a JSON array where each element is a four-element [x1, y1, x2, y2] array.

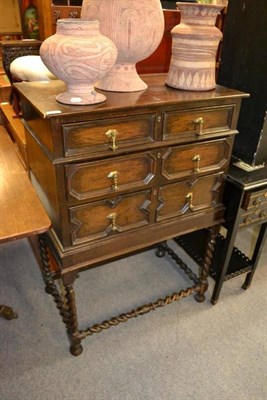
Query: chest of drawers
[[16, 74, 247, 355]]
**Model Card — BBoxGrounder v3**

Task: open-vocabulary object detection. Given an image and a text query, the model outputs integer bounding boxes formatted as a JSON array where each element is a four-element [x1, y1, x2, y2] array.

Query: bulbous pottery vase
[[166, 2, 224, 91], [81, 0, 164, 92], [40, 19, 118, 105]]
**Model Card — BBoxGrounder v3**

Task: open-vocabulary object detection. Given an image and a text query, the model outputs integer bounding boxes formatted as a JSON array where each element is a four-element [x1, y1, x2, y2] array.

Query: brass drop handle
[[194, 117, 204, 135], [105, 129, 119, 151], [107, 212, 119, 232], [107, 170, 119, 191], [192, 154, 201, 172], [186, 192, 194, 210]]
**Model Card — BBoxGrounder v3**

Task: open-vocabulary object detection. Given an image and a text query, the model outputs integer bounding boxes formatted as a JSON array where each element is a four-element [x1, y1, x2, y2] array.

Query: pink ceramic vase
[[40, 19, 117, 105], [166, 2, 224, 91], [81, 0, 164, 92]]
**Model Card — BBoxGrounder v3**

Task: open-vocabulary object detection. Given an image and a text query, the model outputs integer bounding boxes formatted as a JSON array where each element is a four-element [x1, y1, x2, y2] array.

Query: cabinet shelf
[[175, 231, 252, 282]]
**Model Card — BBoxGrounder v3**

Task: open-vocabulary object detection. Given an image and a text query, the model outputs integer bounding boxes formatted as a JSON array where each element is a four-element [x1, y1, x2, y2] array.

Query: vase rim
[[176, 2, 224, 9], [57, 18, 99, 25]]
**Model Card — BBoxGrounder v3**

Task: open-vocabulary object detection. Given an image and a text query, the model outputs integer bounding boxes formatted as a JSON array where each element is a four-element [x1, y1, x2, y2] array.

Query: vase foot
[[166, 66, 216, 92], [95, 64, 148, 93], [56, 89, 106, 106]]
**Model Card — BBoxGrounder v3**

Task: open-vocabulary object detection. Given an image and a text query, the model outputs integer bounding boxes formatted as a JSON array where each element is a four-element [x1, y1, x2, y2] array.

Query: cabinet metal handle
[[194, 117, 204, 135], [105, 129, 119, 151], [243, 216, 252, 225], [192, 154, 201, 172], [107, 212, 119, 232], [253, 197, 262, 206], [107, 170, 118, 191], [259, 211, 267, 219], [186, 192, 194, 210]]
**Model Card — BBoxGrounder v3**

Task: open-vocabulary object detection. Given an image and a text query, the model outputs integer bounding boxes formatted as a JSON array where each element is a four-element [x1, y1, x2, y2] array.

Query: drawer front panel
[[63, 114, 156, 156], [66, 152, 156, 201], [240, 207, 267, 228], [242, 188, 267, 211], [163, 105, 234, 142], [156, 173, 223, 221], [161, 138, 230, 181], [69, 190, 152, 244]]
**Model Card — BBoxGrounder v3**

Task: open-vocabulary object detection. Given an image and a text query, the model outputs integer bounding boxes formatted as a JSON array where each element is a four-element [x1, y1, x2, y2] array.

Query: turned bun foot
[[70, 343, 83, 356], [194, 293, 206, 303]]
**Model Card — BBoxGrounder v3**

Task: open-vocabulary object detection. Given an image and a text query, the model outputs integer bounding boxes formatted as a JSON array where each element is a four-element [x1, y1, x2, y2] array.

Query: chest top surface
[[14, 73, 248, 120]]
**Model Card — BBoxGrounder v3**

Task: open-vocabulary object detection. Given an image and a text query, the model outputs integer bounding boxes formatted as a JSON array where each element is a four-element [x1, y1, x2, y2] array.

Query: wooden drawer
[[66, 152, 156, 201], [156, 173, 223, 221], [69, 190, 152, 244], [163, 105, 234, 143], [240, 208, 267, 228], [63, 114, 156, 157], [160, 138, 231, 182], [242, 188, 267, 211]]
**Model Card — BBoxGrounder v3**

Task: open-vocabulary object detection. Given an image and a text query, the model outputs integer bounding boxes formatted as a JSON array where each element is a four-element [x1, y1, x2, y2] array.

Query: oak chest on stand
[[15, 74, 247, 355]]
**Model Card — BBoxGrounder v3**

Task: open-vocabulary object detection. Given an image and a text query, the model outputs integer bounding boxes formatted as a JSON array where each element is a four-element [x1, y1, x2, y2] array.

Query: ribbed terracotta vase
[[40, 19, 117, 105], [166, 2, 224, 91], [81, 0, 164, 92]]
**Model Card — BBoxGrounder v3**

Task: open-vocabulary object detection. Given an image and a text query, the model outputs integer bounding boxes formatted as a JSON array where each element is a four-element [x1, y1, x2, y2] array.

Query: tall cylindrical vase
[[166, 2, 224, 91], [40, 19, 117, 105], [81, 0, 164, 92]]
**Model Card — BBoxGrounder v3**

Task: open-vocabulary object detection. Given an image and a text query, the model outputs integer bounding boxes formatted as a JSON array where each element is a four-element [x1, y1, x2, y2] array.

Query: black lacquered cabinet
[[217, 0, 267, 167]]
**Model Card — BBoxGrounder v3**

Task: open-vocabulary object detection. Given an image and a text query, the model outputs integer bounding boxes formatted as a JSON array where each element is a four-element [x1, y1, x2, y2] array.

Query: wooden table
[[0, 126, 50, 320], [15, 75, 247, 355]]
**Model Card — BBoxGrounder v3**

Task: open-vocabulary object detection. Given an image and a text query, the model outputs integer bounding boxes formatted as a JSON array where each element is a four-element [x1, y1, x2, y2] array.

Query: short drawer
[[156, 173, 223, 221], [63, 114, 156, 156], [163, 105, 234, 143], [160, 138, 231, 182], [242, 188, 267, 211], [69, 190, 152, 244], [66, 152, 156, 201], [240, 207, 267, 228]]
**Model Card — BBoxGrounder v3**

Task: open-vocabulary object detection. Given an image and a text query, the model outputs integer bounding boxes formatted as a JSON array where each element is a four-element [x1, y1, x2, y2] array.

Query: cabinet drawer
[[156, 173, 223, 221], [242, 188, 267, 211], [66, 152, 156, 201], [63, 114, 156, 156], [240, 208, 267, 228], [69, 190, 152, 244], [160, 138, 231, 181], [163, 105, 234, 142]]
